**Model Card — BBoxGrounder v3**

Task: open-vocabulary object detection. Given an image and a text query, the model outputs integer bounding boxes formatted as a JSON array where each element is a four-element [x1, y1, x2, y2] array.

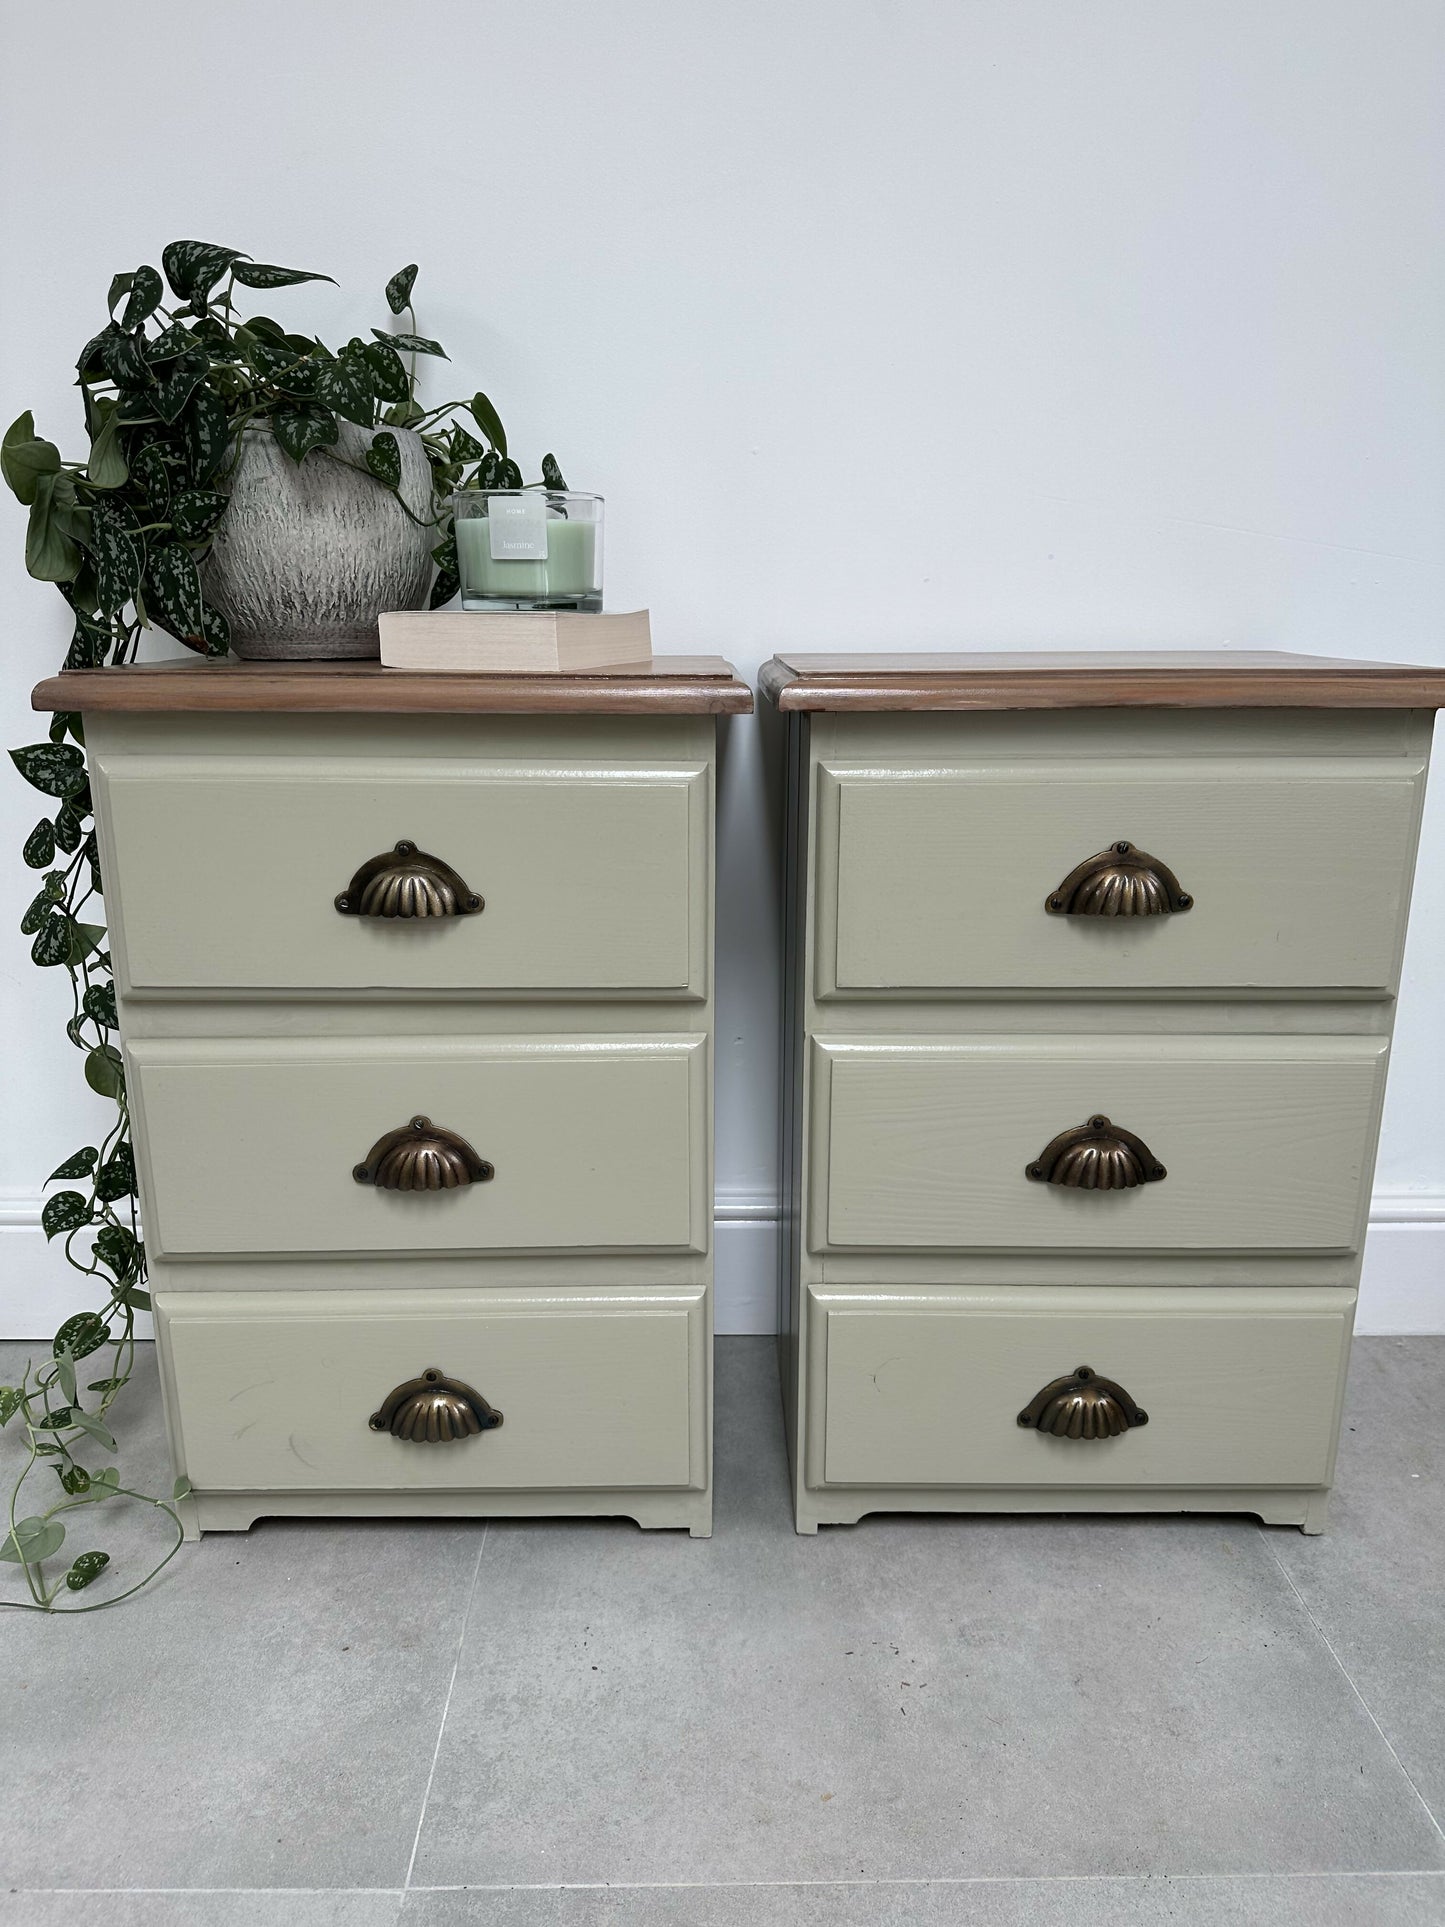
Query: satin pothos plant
[[1, 242, 564, 1609]]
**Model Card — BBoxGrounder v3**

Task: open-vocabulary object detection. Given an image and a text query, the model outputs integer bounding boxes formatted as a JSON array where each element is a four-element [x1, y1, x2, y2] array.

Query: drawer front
[[99, 760, 706, 994], [817, 760, 1423, 994], [131, 1034, 707, 1258], [159, 1286, 706, 1493], [812, 1035, 1386, 1253], [810, 1285, 1352, 1490]]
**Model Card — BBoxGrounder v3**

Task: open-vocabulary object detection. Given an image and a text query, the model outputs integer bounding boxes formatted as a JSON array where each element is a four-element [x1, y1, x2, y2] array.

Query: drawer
[[158, 1285, 707, 1493], [130, 1034, 707, 1259], [815, 758, 1424, 994], [811, 1035, 1387, 1253], [808, 1285, 1353, 1490], [97, 758, 707, 994]]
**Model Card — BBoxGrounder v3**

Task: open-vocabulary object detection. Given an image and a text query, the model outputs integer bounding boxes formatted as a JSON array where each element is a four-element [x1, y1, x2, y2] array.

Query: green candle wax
[[456, 515, 598, 606]]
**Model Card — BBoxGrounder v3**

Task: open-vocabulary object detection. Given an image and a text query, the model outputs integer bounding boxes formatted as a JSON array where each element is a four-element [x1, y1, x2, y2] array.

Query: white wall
[[2, 0, 1442, 1335]]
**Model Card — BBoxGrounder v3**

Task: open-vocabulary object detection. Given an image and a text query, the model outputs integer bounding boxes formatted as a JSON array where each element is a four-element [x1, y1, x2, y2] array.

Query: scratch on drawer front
[[287, 1432, 320, 1471], [228, 1379, 275, 1403]]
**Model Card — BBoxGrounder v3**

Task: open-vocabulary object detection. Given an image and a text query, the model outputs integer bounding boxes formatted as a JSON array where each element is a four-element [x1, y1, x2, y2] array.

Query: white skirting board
[[1, 1192, 1441, 1342]]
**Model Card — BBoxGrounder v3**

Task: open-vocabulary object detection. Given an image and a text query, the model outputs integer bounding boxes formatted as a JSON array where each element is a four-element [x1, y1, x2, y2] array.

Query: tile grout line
[[15, 1871, 1445, 1896], [400, 1522, 490, 1902], [1258, 1526, 1445, 1848]]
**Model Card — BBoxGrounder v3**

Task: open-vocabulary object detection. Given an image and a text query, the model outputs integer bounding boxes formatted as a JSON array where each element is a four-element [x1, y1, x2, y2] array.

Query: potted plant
[[0, 242, 565, 1608]]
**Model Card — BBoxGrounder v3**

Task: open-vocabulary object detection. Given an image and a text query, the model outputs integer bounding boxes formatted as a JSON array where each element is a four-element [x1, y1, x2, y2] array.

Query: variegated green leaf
[[169, 489, 227, 541], [365, 431, 401, 489], [231, 261, 334, 289], [119, 265, 163, 329], [161, 240, 245, 301], [20, 886, 53, 935], [94, 1224, 137, 1282], [200, 602, 230, 657], [22, 819, 55, 868], [48, 1142, 97, 1178], [270, 405, 338, 465], [89, 506, 143, 615], [31, 914, 72, 967], [145, 543, 205, 646], [362, 339, 409, 405], [56, 1312, 109, 1361], [152, 353, 209, 427], [94, 1145, 136, 1202], [374, 329, 447, 359], [41, 1191, 90, 1240], [83, 982, 117, 1026], [145, 320, 193, 364], [10, 743, 86, 798], [182, 388, 229, 484], [385, 263, 418, 314], [64, 1550, 110, 1591], [315, 356, 373, 428], [99, 330, 151, 391]]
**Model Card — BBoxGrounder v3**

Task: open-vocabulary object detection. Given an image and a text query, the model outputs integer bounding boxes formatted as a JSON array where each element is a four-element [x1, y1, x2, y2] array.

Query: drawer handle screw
[[1026, 1114, 1166, 1189], [1018, 1364, 1148, 1438], [1046, 840, 1192, 917], [369, 1367, 504, 1442], [353, 1115, 495, 1190], [335, 840, 484, 919]]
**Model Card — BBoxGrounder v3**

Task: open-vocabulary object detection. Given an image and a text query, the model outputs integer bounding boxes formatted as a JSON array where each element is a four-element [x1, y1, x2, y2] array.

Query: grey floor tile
[[0, 1342, 483, 1890], [401, 1872, 1445, 1925], [1270, 1337, 1445, 1828], [0, 1894, 402, 1927], [412, 1339, 1445, 1888]]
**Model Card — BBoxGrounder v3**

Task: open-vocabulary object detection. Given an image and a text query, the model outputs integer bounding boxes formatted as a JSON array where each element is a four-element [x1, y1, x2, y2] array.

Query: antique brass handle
[[335, 840, 483, 918], [1045, 841, 1191, 917], [369, 1367, 503, 1442], [1018, 1364, 1148, 1439], [353, 1115, 495, 1190], [1025, 1114, 1165, 1189]]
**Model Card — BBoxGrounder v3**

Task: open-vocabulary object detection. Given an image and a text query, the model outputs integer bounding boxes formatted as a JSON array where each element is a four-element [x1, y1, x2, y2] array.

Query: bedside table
[[760, 651, 1445, 1534], [34, 655, 751, 1539]]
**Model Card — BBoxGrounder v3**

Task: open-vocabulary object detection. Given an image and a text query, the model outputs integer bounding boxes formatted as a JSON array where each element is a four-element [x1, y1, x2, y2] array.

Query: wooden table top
[[32, 655, 753, 717], [758, 650, 1445, 712]]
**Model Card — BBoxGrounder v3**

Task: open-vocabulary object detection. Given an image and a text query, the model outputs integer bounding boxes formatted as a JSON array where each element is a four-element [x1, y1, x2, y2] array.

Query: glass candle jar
[[452, 491, 603, 612]]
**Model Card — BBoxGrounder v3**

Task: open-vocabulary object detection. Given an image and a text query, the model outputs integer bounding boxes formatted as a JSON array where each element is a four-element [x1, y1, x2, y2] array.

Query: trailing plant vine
[[1, 242, 563, 1608]]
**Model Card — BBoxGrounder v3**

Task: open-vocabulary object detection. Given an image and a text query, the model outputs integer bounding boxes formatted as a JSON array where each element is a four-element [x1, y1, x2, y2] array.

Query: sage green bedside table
[[34, 655, 751, 1539], [760, 650, 1445, 1535]]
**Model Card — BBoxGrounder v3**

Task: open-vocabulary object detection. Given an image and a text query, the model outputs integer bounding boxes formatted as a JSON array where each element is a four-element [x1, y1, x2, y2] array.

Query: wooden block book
[[379, 609, 652, 673]]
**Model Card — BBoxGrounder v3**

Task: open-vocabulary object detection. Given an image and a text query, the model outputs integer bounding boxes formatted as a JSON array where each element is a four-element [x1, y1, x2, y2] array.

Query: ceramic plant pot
[[201, 422, 434, 660]]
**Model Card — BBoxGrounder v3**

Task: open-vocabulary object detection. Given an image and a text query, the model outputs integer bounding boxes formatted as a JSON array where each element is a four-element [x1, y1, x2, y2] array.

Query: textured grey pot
[[201, 422, 434, 660]]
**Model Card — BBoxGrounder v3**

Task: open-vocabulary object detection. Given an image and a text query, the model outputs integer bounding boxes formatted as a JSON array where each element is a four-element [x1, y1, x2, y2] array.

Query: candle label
[[488, 493, 549, 562]]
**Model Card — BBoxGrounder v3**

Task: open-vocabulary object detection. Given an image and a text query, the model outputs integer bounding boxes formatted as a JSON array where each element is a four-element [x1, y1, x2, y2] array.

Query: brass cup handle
[[353, 1116, 494, 1190], [335, 840, 483, 918], [1026, 1114, 1165, 1189], [369, 1367, 503, 1442], [1018, 1364, 1148, 1439], [1045, 841, 1191, 917]]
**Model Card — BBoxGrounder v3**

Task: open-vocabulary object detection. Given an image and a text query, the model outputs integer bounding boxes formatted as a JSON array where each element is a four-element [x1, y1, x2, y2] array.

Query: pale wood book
[[379, 609, 652, 673]]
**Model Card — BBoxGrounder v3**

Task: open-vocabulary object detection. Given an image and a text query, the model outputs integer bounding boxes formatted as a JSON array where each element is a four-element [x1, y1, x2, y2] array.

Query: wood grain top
[[33, 655, 753, 717], [758, 650, 1445, 712]]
